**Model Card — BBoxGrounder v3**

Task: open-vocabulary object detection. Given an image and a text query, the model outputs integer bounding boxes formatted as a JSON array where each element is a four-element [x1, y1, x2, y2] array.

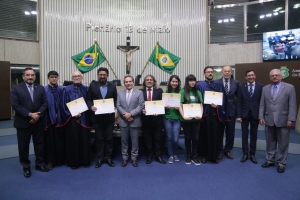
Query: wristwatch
[[28, 113, 32, 117]]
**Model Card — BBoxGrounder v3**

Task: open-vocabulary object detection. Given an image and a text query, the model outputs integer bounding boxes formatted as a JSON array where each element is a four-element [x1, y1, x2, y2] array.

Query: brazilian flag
[[71, 43, 106, 73], [148, 43, 181, 74]]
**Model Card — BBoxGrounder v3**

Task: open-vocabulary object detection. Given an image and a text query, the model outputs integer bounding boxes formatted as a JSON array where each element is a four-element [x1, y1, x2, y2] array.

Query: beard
[[99, 78, 107, 85]]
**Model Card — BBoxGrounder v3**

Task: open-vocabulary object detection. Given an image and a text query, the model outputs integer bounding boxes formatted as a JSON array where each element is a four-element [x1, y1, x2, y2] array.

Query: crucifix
[[117, 36, 139, 75]]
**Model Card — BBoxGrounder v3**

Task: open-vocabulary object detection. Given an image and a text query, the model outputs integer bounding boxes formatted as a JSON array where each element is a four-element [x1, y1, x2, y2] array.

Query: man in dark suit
[[87, 67, 117, 168], [141, 75, 166, 164], [116, 75, 144, 167], [237, 70, 264, 164], [10, 67, 49, 178], [259, 69, 297, 173], [218, 65, 239, 160]]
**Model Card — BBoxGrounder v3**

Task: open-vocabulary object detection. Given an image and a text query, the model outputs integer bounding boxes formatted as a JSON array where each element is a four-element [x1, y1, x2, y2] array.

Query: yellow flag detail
[[78, 53, 98, 66], [157, 54, 175, 67]]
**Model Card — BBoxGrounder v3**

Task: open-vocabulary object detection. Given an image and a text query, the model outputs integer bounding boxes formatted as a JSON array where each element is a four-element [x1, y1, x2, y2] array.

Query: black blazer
[[217, 78, 239, 117], [141, 87, 163, 126], [10, 82, 48, 128], [237, 82, 264, 120], [86, 80, 117, 123]]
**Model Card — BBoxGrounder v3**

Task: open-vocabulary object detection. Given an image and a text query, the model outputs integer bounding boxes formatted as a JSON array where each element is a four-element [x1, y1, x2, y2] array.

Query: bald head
[[222, 65, 232, 80], [72, 71, 83, 85]]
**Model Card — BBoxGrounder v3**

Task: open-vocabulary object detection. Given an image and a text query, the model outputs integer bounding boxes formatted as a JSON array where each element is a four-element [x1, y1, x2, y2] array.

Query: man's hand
[[142, 109, 146, 115], [237, 118, 242, 122], [91, 106, 97, 112], [29, 118, 36, 124], [123, 112, 132, 120], [287, 120, 293, 127], [31, 112, 40, 121], [127, 117, 134, 122], [260, 119, 265, 125], [211, 103, 217, 109]]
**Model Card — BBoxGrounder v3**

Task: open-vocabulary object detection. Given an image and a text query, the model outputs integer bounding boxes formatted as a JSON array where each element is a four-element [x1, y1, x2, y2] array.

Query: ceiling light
[[230, 18, 235, 22], [215, 69, 222, 72], [31, 11, 37, 15], [246, 26, 249, 29], [260, 15, 265, 19], [254, 24, 258, 28], [273, 12, 278, 15], [218, 20, 223, 23], [279, 10, 285, 13], [276, 7, 282, 10], [266, 14, 272, 17], [223, 19, 229, 23], [24, 11, 30, 15]]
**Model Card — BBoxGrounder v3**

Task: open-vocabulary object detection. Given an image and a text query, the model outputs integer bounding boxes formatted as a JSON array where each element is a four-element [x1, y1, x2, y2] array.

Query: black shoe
[[146, 157, 153, 164], [132, 160, 138, 167], [185, 155, 192, 164], [250, 154, 258, 164], [217, 153, 223, 160], [122, 160, 128, 167], [35, 165, 49, 172], [240, 155, 248, 163], [224, 152, 234, 159], [107, 159, 115, 167], [71, 166, 78, 170], [277, 165, 285, 173], [46, 164, 53, 170], [261, 161, 275, 168], [23, 168, 31, 178], [95, 159, 104, 168], [155, 156, 166, 164]]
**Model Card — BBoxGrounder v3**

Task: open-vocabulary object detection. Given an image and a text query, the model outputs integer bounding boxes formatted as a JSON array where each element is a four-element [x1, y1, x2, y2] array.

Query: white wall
[[0, 39, 39, 65]]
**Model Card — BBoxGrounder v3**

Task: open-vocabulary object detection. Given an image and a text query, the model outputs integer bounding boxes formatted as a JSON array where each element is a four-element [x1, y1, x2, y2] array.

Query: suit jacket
[[116, 88, 144, 127], [237, 82, 264, 120], [259, 82, 297, 127], [141, 87, 163, 126], [86, 80, 117, 123], [217, 78, 239, 117], [10, 82, 48, 128]]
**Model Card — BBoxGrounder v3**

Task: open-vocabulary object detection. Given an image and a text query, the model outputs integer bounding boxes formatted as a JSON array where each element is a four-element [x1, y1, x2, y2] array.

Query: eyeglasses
[[205, 71, 214, 74], [72, 75, 82, 79], [270, 74, 280, 77]]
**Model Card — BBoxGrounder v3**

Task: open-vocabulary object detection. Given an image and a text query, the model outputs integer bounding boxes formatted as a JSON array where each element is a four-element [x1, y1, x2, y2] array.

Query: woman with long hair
[[164, 75, 181, 164], [179, 74, 203, 165]]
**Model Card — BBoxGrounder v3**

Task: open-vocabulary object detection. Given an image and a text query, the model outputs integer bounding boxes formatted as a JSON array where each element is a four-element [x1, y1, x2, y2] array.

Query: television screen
[[262, 28, 300, 61]]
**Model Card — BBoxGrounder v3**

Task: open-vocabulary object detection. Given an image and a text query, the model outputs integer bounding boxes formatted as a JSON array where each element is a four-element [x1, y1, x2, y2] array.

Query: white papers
[[162, 93, 181, 107], [94, 98, 115, 115], [145, 100, 165, 115], [183, 104, 203, 118], [204, 91, 223, 106], [66, 97, 88, 117]]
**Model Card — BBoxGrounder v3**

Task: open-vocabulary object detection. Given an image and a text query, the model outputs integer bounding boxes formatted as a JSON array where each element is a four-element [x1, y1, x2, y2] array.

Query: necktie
[[28, 85, 34, 102], [224, 80, 229, 95], [147, 88, 152, 101], [272, 85, 277, 99], [126, 90, 131, 105], [249, 84, 253, 99]]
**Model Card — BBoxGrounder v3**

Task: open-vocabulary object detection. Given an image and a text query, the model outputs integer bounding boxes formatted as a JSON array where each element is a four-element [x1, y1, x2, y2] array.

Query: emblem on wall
[[280, 66, 289, 79]]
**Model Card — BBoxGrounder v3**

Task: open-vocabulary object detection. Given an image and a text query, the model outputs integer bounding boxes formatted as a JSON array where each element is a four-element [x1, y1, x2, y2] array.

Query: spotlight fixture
[[266, 13, 272, 17], [279, 10, 285, 13], [24, 11, 30, 15], [230, 18, 235, 22], [260, 15, 265, 19], [223, 19, 229, 23], [31, 11, 37, 15], [273, 12, 279, 15], [218, 20, 223, 23]]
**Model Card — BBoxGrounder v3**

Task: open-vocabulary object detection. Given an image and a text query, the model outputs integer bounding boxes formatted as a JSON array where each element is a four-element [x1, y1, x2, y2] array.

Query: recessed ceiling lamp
[[254, 24, 258, 28], [31, 11, 37, 15], [223, 19, 229, 22], [266, 13, 272, 17], [260, 15, 265, 19], [279, 10, 285, 13], [218, 20, 223, 23], [215, 69, 222, 72], [230, 18, 235, 22], [273, 12, 279, 16], [24, 11, 30, 15]]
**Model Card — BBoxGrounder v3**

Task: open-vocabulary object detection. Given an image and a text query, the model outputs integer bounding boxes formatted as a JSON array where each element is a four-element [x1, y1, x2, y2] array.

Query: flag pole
[[95, 41, 118, 79], [140, 60, 150, 76]]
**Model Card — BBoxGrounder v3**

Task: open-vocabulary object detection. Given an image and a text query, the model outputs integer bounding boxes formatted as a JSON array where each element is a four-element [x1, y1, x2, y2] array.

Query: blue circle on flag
[[84, 55, 94, 64]]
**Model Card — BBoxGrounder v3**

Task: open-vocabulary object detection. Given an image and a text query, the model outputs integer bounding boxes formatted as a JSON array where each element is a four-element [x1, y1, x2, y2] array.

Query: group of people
[[10, 66, 296, 178]]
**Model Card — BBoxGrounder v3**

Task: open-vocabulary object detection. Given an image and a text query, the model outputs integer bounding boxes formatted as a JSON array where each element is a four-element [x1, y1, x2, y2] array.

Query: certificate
[[145, 100, 165, 115], [162, 93, 181, 107], [183, 104, 203, 118], [94, 98, 115, 115], [204, 91, 223, 106], [66, 97, 88, 117]]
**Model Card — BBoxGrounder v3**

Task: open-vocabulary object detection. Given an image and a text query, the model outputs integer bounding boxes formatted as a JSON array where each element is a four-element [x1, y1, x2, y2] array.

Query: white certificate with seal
[[94, 98, 115, 115], [204, 91, 223, 106], [162, 93, 181, 107], [145, 100, 165, 115], [183, 104, 203, 118], [66, 97, 89, 117]]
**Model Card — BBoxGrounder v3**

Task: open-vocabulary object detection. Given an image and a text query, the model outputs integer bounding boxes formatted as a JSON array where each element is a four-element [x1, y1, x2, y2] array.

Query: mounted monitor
[[262, 28, 300, 61]]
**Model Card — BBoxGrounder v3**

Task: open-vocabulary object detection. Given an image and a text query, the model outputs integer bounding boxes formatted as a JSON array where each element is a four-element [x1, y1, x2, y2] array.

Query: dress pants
[[241, 110, 259, 155], [17, 125, 45, 168], [265, 125, 290, 166], [143, 120, 163, 157], [220, 116, 236, 154], [121, 126, 140, 160], [94, 121, 114, 160], [181, 121, 200, 156]]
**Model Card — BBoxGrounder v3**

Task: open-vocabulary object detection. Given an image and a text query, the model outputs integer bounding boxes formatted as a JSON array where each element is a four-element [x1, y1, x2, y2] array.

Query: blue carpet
[[0, 119, 14, 129], [0, 135, 18, 146]]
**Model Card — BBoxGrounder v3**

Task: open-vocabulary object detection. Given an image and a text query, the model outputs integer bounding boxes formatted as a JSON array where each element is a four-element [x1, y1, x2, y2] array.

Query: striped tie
[[249, 84, 253, 99], [28, 85, 34, 102], [224, 80, 229, 95]]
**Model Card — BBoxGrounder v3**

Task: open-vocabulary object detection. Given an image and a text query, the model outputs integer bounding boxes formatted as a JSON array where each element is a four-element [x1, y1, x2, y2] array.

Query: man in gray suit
[[259, 69, 297, 173], [116, 75, 144, 167]]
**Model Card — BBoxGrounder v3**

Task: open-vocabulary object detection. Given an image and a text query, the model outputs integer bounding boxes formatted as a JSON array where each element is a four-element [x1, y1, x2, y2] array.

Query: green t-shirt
[[179, 89, 203, 122], [164, 91, 180, 120]]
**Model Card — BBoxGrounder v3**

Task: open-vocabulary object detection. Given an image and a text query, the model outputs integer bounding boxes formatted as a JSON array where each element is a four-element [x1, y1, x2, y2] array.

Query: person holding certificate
[[57, 71, 92, 169], [179, 75, 203, 166], [163, 75, 181, 164], [141, 75, 166, 164], [116, 75, 144, 167], [197, 67, 228, 164], [86, 67, 118, 168]]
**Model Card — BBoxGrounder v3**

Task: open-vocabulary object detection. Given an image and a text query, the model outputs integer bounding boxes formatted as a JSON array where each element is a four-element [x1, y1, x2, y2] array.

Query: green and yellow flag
[[71, 42, 106, 73], [148, 43, 181, 74]]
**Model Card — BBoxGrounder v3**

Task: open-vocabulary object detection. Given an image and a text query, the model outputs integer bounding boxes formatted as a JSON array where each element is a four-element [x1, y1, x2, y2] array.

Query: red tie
[[147, 88, 152, 101]]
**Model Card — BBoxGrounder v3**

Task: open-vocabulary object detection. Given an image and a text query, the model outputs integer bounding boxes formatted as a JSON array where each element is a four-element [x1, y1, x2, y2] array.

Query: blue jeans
[[164, 118, 181, 156]]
